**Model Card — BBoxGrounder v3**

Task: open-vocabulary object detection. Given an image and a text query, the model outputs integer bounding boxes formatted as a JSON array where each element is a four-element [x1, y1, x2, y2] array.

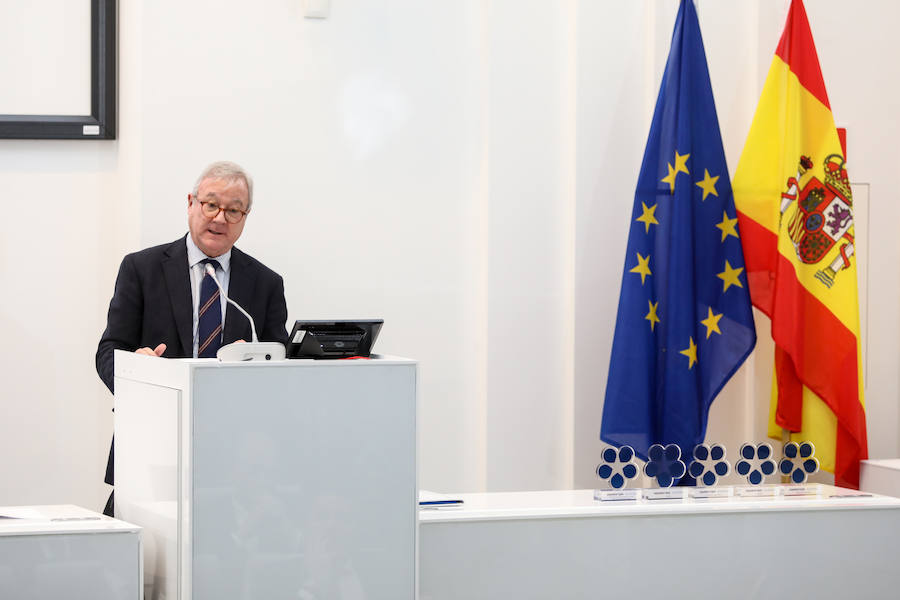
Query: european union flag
[[600, 0, 756, 470]]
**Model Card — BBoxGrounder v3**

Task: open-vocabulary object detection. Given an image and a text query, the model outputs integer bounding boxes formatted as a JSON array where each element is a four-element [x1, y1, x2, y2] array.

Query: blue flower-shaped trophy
[[644, 444, 686, 488], [596, 445, 640, 489], [779, 441, 820, 484], [735, 443, 777, 485], [687, 443, 730, 486]]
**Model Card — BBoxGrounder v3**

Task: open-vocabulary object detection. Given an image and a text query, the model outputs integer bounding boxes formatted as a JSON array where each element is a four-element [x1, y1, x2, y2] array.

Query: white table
[[860, 459, 900, 498], [419, 487, 900, 599], [0, 505, 141, 599]]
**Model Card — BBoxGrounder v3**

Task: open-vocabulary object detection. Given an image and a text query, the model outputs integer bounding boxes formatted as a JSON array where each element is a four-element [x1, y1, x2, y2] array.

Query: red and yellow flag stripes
[[733, 0, 866, 488]]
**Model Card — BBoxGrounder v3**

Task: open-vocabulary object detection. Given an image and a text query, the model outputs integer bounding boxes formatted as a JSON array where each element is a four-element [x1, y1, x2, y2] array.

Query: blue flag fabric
[[600, 0, 756, 468]]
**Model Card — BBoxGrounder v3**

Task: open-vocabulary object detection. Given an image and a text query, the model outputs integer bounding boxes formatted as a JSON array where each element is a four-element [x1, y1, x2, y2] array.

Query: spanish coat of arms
[[779, 154, 855, 288]]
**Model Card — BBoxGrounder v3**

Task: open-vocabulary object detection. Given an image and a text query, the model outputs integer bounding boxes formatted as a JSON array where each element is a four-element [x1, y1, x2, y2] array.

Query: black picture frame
[[0, 0, 116, 140]]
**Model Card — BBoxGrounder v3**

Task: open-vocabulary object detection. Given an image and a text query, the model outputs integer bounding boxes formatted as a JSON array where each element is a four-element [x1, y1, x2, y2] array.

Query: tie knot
[[201, 258, 222, 273]]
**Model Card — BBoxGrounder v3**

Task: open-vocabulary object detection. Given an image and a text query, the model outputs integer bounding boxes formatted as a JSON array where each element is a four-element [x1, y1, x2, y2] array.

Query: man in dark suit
[[96, 161, 288, 516]]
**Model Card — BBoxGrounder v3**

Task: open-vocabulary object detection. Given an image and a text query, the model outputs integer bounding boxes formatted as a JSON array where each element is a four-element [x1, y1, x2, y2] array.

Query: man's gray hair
[[192, 161, 254, 209]]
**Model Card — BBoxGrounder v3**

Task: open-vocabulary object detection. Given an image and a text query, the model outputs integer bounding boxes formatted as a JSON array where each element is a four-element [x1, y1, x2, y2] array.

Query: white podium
[[114, 352, 417, 600]]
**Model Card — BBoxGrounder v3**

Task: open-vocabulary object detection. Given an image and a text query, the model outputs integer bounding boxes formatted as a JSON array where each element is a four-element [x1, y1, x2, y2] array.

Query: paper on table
[[418, 490, 463, 506], [0, 507, 47, 520]]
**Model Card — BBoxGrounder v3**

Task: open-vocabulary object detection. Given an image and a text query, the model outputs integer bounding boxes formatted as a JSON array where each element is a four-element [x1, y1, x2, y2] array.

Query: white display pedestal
[[0, 504, 141, 599], [419, 487, 900, 599], [860, 459, 900, 498], [114, 352, 417, 600]]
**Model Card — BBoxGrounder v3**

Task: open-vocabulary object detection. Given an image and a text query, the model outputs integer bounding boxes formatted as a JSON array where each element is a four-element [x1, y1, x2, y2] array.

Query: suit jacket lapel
[[163, 236, 194, 356], [224, 247, 258, 343]]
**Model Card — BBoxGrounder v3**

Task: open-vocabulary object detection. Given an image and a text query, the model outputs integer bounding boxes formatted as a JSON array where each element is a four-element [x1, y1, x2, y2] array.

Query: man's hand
[[135, 343, 166, 357]]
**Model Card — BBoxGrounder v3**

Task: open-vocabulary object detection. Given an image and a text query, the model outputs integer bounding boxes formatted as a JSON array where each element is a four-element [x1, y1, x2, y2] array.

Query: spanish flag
[[733, 0, 866, 488]]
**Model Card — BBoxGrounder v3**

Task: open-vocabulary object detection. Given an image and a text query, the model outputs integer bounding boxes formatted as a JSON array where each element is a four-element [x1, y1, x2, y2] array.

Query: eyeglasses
[[197, 199, 249, 224]]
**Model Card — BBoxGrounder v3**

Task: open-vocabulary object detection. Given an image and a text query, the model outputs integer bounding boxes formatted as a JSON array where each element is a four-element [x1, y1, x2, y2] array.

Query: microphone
[[203, 263, 286, 362]]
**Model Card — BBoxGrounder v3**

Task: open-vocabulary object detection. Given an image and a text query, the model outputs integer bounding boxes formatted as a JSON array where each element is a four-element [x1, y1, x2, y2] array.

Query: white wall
[[0, 0, 143, 510], [1, 0, 898, 508]]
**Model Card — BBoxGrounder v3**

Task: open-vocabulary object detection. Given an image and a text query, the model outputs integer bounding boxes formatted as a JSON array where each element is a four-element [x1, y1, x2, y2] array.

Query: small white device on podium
[[204, 263, 286, 362]]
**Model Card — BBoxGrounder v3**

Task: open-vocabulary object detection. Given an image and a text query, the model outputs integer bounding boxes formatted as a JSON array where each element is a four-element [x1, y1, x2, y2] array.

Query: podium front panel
[[190, 363, 416, 599]]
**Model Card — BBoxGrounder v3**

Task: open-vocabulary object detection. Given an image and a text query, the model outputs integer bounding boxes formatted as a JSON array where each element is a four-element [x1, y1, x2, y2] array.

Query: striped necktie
[[198, 259, 223, 358]]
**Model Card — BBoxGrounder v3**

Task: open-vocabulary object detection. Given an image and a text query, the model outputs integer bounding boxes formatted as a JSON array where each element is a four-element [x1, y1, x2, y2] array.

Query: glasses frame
[[196, 199, 249, 224]]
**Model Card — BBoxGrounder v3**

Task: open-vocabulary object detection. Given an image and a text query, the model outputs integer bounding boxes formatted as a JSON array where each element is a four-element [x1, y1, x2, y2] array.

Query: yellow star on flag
[[660, 151, 690, 193], [717, 260, 744, 292], [661, 163, 678, 193], [635, 202, 659, 233], [695, 168, 720, 201], [680, 336, 697, 369], [673, 151, 690, 176], [700, 307, 723, 339], [629, 253, 652, 285], [645, 300, 660, 331], [715, 211, 739, 242]]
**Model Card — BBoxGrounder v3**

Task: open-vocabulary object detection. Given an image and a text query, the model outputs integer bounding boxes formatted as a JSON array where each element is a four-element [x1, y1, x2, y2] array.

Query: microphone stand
[[204, 263, 286, 362]]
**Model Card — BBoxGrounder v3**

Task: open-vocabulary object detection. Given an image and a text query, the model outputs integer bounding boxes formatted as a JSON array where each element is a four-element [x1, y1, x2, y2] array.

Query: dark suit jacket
[[96, 235, 289, 485]]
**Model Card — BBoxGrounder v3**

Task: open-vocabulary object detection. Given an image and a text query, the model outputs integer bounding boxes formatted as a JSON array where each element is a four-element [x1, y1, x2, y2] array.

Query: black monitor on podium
[[286, 319, 383, 359]]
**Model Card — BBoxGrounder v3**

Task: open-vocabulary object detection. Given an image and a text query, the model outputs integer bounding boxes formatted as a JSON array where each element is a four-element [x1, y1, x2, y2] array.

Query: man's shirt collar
[[186, 234, 232, 272]]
